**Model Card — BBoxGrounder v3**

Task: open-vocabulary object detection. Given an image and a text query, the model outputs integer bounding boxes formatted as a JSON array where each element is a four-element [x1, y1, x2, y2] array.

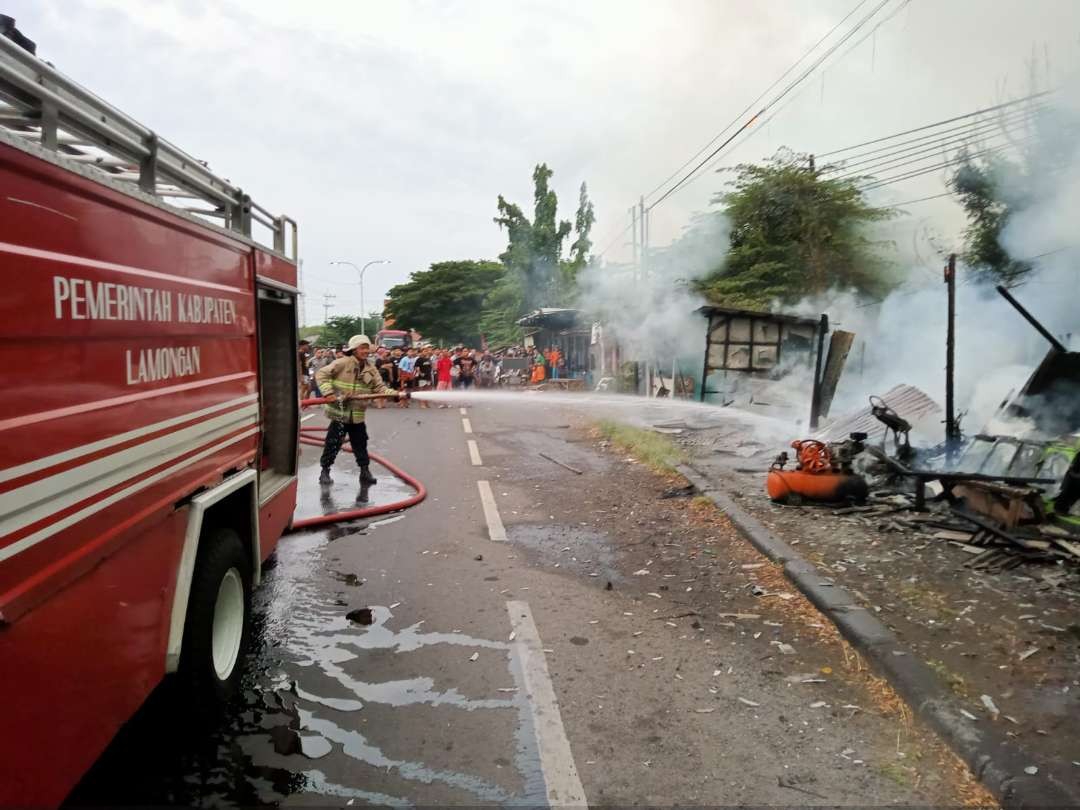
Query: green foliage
[[950, 153, 1033, 286], [319, 315, 364, 347], [364, 312, 385, 337], [313, 313, 385, 347], [702, 150, 895, 309], [557, 182, 596, 302], [595, 419, 685, 473], [386, 260, 504, 346], [570, 182, 596, 268], [492, 163, 586, 313], [947, 87, 1078, 287], [478, 271, 526, 346]]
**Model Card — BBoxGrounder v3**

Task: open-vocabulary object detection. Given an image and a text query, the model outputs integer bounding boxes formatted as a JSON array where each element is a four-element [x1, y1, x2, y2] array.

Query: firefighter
[[314, 334, 403, 486]]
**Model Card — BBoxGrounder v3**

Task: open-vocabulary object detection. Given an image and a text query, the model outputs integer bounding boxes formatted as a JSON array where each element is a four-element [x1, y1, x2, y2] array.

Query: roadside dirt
[[501, 412, 996, 806], [677, 421, 1080, 798]]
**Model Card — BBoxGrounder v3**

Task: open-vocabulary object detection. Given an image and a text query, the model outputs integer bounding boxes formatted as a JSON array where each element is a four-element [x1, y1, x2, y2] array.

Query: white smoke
[[577, 81, 1079, 450], [577, 211, 730, 362], [811, 81, 1080, 442]]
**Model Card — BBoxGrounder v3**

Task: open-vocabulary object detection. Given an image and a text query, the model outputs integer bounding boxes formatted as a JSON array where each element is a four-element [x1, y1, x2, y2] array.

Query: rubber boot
[[319, 467, 333, 485], [359, 465, 377, 485]]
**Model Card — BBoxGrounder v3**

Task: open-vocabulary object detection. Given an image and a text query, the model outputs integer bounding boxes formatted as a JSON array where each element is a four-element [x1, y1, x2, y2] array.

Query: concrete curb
[[676, 462, 1080, 809]]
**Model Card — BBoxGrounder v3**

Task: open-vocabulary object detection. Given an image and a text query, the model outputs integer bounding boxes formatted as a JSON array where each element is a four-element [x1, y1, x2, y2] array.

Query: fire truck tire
[[178, 528, 252, 714]]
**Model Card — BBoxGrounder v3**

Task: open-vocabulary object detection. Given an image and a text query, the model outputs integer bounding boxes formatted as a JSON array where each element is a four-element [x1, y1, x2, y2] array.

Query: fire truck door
[[256, 285, 299, 502]]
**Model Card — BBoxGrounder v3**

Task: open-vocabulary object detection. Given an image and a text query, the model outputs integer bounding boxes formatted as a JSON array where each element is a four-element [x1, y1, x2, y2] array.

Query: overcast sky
[[10, 0, 1080, 326]]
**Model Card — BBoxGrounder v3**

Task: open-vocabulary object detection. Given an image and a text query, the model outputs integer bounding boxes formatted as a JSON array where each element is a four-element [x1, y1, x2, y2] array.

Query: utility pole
[[321, 292, 336, 326], [640, 195, 652, 394], [629, 206, 638, 284], [944, 253, 959, 452], [640, 196, 648, 281]]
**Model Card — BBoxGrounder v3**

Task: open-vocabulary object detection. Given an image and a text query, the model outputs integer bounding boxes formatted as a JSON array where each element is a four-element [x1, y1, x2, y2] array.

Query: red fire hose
[[289, 395, 427, 531]]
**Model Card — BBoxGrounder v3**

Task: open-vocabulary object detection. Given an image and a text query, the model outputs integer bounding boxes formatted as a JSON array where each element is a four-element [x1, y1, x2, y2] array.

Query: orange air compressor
[[766, 435, 869, 505]]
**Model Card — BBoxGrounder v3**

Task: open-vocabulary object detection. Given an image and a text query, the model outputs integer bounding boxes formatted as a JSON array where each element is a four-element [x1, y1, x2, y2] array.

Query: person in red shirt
[[436, 350, 453, 391]]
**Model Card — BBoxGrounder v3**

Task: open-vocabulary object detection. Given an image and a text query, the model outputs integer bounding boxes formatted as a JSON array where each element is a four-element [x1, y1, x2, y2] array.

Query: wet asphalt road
[[68, 399, 940, 807]]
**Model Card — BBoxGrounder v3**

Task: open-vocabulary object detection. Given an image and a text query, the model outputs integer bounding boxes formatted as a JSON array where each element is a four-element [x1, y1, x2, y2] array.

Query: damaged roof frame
[[696, 305, 837, 427]]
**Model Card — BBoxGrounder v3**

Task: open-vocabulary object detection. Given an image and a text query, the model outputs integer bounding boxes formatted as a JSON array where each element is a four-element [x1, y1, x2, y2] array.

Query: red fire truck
[[0, 26, 301, 806]]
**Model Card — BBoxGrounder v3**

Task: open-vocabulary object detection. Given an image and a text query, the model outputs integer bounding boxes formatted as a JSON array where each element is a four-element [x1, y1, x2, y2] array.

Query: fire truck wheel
[[178, 528, 252, 712]]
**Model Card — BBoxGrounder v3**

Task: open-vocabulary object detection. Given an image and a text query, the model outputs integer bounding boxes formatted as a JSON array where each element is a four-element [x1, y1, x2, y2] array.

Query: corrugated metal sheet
[[814, 384, 942, 442]]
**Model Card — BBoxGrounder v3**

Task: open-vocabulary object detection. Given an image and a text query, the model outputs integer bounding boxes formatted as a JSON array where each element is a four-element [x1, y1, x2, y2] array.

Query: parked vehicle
[[375, 328, 412, 349], [0, 27, 300, 807]]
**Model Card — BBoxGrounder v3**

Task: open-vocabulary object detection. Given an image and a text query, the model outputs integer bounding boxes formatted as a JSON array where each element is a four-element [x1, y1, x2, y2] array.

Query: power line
[[648, 0, 898, 210], [889, 191, 955, 206], [685, 0, 916, 188], [821, 103, 1042, 168], [824, 106, 1042, 177], [856, 134, 1036, 192], [817, 90, 1050, 158], [641, 0, 874, 204], [831, 119, 1033, 182], [594, 219, 636, 259]]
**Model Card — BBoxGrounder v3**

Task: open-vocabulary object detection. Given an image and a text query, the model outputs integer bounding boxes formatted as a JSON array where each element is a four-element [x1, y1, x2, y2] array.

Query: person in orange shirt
[[549, 346, 562, 379], [531, 348, 546, 384]]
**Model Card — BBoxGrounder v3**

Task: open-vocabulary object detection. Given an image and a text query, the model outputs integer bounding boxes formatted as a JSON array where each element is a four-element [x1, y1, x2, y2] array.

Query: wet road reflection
[[294, 457, 418, 524], [67, 473, 545, 807]]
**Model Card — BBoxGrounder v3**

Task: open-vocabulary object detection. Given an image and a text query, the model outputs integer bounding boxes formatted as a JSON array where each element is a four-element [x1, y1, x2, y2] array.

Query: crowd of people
[[300, 339, 574, 404], [296, 336, 575, 488], [299, 342, 515, 408]]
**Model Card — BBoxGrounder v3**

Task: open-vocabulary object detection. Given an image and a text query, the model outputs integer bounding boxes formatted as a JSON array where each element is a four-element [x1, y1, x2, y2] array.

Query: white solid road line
[[462, 417, 473, 434], [476, 480, 506, 541], [467, 439, 483, 466], [507, 601, 588, 807], [460, 407, 468, 415]]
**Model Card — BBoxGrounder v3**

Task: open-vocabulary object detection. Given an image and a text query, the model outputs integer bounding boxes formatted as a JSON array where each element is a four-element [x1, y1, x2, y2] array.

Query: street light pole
[[330, 259, 390, 336]]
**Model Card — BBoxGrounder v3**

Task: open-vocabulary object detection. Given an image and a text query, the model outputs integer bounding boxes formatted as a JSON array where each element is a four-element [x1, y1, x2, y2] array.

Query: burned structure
[[697, 305, 853, 427], [765, 282, 1080, 569]]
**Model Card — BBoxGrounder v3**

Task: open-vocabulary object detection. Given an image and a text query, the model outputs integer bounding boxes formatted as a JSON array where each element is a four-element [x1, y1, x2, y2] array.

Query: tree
[[319, 315, 365, 348], [557, 182, 596, 300], [492, 163, 574, 313], [385, 261, 504, 346], [312, 313, 385, 347], [479, 164, 596, 342], [702, 150, 895, 309], [948, 75, 1077, 287], [363, 311, 385, 337], [950, 156, 1031, 286], [478, 273, 526, 347]]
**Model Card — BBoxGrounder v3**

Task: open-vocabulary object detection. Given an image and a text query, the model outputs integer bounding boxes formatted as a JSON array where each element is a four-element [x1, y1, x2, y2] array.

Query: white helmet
[[346, 334, 371, 352]]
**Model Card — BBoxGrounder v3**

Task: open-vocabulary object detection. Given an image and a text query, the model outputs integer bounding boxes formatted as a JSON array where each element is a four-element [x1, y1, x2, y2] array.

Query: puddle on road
[[68, 512, 545, 808], [292, 459, 417, 526], [508, 522, 625, 584]]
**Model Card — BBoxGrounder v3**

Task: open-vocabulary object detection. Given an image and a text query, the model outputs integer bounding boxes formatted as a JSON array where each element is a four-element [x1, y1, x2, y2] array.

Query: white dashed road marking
[[507, 601, 588, 807], [462, 417, 473, 434], [467, 439, 483, 466], [460, 407, 468, 415], [476, 480, 506, 541]]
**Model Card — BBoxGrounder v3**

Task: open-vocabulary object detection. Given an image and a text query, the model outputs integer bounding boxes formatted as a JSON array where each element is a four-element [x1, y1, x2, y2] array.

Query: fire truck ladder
[[0, 32, 297, 259]]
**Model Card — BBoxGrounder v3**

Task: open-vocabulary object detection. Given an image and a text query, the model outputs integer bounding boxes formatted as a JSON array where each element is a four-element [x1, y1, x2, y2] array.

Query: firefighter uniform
[[315, 335, 396, 484]]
